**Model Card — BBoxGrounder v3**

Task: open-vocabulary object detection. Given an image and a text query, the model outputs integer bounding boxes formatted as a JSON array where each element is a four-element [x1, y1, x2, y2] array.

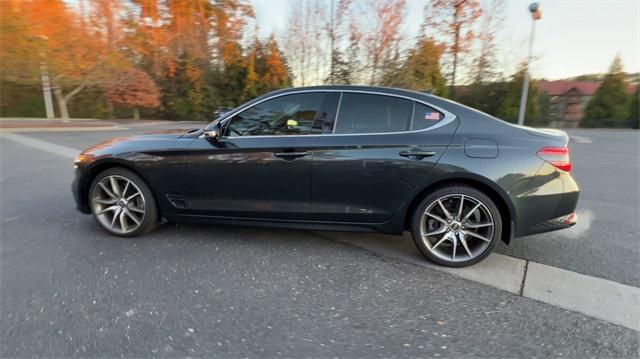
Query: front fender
[[73, 146, 191, 216]]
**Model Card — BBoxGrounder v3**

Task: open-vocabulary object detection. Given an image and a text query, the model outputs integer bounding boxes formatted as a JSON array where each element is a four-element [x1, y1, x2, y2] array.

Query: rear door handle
[[273, 151, 309, 159], [399, 150, 437, 158]]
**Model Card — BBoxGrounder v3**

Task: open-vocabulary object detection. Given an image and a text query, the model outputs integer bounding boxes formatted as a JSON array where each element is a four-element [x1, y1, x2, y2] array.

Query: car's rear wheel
[[89, 167, 158, 237], [410, 185, 502, 267]]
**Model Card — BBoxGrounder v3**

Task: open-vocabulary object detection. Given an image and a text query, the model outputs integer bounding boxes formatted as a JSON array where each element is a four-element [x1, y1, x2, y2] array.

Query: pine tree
[[391, 37, 446, 96], [534, 91, 552, 127], [497, 66, 539, 124], [242, 40, 260, 102], [583, 56, 630, 128], [456, 81, 507, 117], [325, 49, 351, 85], [627, 87, 639, 129], [161, 54, 213, 121]]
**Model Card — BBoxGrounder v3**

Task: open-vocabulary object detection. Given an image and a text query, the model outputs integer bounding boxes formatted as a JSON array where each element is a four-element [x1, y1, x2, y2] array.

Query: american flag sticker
[[425, 111, 441, 121]]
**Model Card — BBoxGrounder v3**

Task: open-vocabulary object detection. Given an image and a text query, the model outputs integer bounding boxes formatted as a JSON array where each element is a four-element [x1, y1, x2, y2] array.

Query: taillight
[[536, 147, 571, 172]]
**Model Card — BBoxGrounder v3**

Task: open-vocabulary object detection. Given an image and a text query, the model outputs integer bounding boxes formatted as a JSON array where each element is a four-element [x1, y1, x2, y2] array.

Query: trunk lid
[[517, 125, 569, 145]]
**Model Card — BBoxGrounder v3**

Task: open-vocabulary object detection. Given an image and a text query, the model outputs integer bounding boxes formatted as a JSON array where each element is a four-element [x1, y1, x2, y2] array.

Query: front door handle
[[273, 151, 309, 159], [399, 150, 437, 159]]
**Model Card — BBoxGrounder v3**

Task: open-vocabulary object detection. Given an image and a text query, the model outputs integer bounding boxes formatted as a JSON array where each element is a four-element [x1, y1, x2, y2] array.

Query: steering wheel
[[259, 119, 274, 129], [242, 119, 275, 134]]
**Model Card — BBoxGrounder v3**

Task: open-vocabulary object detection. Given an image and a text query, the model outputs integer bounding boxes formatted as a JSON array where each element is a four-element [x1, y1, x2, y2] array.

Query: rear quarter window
[[412, 103, 443, 130]]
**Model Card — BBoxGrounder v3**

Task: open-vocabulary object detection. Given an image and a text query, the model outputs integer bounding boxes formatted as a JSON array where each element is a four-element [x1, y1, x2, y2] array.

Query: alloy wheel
[[419, 194, 495, 263], [91, 175, 146, 234]]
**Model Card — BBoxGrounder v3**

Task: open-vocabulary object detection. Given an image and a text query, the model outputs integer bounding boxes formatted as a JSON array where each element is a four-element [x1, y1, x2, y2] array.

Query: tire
[[410, 185, 502, 267], [89, 167, 159, 237]]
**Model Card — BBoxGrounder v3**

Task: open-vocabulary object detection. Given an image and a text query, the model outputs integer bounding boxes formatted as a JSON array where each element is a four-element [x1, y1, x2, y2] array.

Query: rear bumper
[[513, 163, 579, 238], [525, 212, 577, 236]]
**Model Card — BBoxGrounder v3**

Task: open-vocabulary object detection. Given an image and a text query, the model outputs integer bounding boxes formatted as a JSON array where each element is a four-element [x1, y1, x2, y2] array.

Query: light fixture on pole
[[517, 2, 541, 126]]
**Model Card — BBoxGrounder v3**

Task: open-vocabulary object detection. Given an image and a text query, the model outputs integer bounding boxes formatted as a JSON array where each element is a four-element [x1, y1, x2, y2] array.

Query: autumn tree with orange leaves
[[242, 35, 261, 102], [211, 0, 254, 68], [261, 35, 291, 90], [1, 0, 124, 120], [106, 68, 161, 120], [422, 0, 483, 98]]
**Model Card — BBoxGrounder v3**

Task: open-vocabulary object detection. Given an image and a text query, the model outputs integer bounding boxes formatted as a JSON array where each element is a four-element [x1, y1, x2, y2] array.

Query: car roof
[[270, 85, 481, 119], [272, 85, 435, 102]]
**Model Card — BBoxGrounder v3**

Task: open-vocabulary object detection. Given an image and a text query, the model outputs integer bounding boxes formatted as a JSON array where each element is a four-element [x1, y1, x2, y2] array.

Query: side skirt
[[162, 214, 401, 234]]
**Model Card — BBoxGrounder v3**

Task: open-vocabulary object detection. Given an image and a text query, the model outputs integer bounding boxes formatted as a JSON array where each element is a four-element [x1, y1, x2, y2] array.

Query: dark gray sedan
[[72, 86, 579, 267]]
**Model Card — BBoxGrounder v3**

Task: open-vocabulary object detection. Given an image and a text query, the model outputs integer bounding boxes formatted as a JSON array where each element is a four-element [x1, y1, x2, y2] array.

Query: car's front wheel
[[410, 185, 502, 267], [89, 167, 159, 237]]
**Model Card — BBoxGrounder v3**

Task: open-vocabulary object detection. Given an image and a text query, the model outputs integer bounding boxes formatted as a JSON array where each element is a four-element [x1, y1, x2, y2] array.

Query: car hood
[[125, 128, 197, 139], [81, 128, 198, 157]]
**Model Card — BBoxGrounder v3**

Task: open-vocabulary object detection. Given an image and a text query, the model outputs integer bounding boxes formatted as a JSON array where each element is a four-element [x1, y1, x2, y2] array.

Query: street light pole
[[517, 2, 541, 126], [39, 51, 55, 120], [35, 35, 55, 120]]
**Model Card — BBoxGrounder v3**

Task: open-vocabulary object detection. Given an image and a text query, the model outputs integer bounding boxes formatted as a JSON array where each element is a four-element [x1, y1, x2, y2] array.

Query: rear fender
[[388, 169, 518, 244]]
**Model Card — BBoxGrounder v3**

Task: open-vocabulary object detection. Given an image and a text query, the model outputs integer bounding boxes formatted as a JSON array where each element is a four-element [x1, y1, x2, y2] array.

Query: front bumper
[[72, 167, 91, 214]]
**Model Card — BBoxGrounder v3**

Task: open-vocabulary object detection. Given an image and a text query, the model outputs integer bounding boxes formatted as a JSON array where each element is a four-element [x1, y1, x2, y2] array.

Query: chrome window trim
[[214, 89, 457, 139], [409, 101, 416, 131], [331, 92, 343, 134]]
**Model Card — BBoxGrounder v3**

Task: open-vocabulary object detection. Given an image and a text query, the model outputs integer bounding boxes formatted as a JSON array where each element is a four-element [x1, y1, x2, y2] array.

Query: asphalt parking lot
[[1, 123, 639, 357], [499, 129, 639, 286]]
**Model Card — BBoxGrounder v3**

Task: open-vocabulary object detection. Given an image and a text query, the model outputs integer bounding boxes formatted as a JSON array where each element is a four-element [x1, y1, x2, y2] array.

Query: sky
[[253, 0, 640, 80]]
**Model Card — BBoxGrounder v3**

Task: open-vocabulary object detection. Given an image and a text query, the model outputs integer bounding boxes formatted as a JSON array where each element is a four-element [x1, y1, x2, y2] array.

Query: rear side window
[[412, 103, 443, 130], [334, 93, 412, 134]]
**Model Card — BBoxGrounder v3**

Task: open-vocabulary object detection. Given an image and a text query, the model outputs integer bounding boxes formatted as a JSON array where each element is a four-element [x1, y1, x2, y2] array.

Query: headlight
[[74, 153, 92, 166]]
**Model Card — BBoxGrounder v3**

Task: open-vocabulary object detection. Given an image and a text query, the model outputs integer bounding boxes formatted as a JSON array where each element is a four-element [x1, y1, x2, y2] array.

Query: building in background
[[538, 80, 637, 128]]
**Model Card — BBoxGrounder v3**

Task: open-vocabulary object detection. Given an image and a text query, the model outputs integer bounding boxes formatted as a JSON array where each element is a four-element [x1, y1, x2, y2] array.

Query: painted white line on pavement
[[328, 232, 526, 294], [331, 232, 640, 331], [441, 254, 526, 295], [0, 117, 99, 122], [0, 132, 79, 158], [0, 126, 128, 133], [524, 262, 640, 332], [570, 135, 593, 143]]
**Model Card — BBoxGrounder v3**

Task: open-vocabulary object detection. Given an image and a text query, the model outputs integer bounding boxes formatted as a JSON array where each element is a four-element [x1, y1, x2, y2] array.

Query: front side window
[[225, 93, 326, 137], [334, 93, 413, 134]]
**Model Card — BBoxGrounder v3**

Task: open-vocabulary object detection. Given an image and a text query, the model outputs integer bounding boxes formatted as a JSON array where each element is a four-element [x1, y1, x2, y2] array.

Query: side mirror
[[203, 119, 222, 141], [203, 128, 220, 140]]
